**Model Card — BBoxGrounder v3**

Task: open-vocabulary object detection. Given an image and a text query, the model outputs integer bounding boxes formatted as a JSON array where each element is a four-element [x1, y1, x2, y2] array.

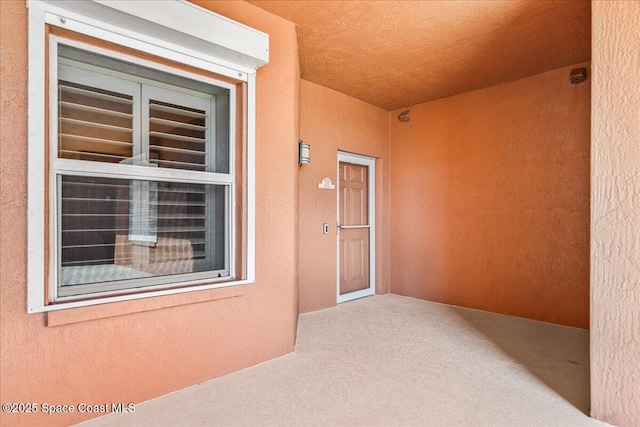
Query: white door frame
[[337, 151, 376, 303]]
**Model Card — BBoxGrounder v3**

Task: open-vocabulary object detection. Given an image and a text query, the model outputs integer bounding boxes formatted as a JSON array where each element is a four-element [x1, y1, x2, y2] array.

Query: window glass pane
[[58, 175, 227, 295], [214, 91, 230, 174], [57, 45, 231, 173]]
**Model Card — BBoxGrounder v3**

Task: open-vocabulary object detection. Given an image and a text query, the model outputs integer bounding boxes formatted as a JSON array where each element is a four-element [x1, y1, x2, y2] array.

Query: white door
[[337, 152, 375, 303]]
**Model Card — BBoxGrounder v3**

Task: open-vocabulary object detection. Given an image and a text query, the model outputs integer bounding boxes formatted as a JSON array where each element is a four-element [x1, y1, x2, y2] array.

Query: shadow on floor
[[454, 306, 590, 415]]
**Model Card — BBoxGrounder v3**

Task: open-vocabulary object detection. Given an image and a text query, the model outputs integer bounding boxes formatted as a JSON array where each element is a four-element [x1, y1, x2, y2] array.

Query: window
[[54, 43, 234, 299], [27, 0, 268, 312]]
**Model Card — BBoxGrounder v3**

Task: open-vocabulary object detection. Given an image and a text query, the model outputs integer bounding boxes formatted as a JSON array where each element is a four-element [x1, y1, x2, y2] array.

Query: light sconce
[[398, 110, 411, 122], [299, 141, 310, 165], [570, 68, 587, 84]]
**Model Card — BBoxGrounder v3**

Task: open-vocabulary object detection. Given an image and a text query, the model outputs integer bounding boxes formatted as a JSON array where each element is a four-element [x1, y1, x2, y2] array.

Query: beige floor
[[80, 294, 609, 427]]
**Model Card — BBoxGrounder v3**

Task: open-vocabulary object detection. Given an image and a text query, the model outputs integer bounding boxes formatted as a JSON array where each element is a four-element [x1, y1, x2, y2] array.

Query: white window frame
[[27, 0, 266, 313]]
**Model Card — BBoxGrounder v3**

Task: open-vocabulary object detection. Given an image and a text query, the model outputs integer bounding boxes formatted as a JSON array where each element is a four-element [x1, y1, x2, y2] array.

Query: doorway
[[337, 152, 375, 303]]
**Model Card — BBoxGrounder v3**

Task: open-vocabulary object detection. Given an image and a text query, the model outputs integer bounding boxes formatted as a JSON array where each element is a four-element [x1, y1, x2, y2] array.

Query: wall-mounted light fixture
[[570, 68, 587, 84], [398, 110, 411, 122], [299, 141, 310, 165]]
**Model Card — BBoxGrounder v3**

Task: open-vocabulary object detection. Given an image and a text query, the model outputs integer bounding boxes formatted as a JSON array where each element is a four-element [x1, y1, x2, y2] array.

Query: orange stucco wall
[[390, 63, 591, 328], [298, 80, 390, 313], [0, 1, 299, 425]]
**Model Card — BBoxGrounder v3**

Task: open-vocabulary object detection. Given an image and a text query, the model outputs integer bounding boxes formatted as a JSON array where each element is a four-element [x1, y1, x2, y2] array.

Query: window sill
[[46, 284, 245, 327]]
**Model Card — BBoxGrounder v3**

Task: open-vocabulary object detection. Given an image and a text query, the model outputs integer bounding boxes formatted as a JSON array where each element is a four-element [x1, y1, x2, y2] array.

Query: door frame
[[336, 151, 376, 303]]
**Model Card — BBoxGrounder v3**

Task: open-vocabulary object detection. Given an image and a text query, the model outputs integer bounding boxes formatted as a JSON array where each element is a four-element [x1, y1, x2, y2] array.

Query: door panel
[[339, 227, 369, 294], [339, 163, 368, 226], [338, 157, 374, 301]]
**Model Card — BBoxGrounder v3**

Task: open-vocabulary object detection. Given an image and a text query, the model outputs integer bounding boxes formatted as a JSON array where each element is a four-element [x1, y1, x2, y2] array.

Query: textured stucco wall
[[0, 1, 299, 425], [590, 1, 640, 425], [298, 79, 390, 313], [390, 63, 591, 328]]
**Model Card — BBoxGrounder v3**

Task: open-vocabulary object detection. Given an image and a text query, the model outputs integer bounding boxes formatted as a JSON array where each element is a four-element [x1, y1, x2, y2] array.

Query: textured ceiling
[[247, 0, 591, 110]]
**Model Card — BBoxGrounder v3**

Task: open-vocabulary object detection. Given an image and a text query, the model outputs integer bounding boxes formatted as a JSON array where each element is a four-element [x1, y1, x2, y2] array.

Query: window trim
[[27, 0, 264, 313]]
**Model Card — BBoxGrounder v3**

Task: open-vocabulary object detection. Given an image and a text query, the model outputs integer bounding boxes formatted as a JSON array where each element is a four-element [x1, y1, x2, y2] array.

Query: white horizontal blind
[[58, 64, 138, 164], [145, 85, 212, 172], [149, 103, 208, 171]]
